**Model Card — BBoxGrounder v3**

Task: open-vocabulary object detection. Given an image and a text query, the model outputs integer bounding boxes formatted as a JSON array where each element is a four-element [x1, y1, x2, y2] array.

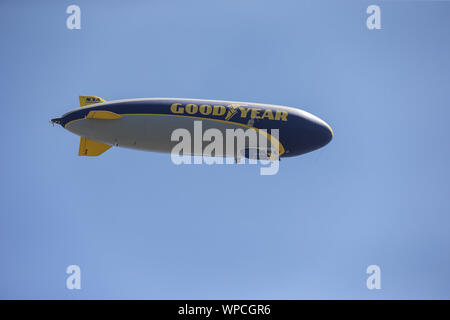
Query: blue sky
[[1, 0, 450, 299]]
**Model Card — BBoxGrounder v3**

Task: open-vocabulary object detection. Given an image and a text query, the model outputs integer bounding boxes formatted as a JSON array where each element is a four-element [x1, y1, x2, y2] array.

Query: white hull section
[[66, 115, 270, 157]]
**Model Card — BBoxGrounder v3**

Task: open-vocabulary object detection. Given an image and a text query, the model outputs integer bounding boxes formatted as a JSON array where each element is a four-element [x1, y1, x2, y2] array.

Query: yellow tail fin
[[78, 137, 111, 156], [79, 96, 106, 107]]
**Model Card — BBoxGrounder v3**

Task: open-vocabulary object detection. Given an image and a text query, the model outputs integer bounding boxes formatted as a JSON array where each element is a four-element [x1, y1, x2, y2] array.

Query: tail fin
[[78, 137, 111, 156], [79, 96, 106, 107]]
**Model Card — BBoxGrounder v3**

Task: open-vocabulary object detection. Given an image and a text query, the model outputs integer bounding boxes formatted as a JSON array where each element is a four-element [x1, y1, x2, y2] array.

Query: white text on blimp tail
[[170, 121, 279, 175], [66, 265, 81, 290]]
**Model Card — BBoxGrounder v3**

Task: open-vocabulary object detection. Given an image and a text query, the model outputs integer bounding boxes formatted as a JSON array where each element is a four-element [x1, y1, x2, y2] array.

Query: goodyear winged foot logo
[[224, 104, 240, 120]]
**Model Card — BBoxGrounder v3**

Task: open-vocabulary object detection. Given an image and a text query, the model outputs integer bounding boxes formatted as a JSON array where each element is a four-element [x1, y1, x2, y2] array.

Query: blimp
[[51, 96, 333, 160]]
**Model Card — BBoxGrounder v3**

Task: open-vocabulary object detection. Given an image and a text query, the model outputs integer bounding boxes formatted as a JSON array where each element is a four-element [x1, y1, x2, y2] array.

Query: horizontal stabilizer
[[86, 110, 123, 120], [78, 137, 111, 156], [79, 96, 106, 107]]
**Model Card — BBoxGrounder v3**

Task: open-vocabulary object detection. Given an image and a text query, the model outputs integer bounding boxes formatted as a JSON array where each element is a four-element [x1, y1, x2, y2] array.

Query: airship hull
[[52, 97, 333, 158], [66, 114, 263, 157]]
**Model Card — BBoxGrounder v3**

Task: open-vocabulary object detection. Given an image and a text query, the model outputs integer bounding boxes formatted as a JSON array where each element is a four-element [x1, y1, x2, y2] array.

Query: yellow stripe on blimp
[[86, 110, 123, 120]]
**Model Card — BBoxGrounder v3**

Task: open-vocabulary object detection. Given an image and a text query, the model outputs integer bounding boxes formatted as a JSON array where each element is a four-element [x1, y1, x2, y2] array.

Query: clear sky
[[1, 0, 449, 299]]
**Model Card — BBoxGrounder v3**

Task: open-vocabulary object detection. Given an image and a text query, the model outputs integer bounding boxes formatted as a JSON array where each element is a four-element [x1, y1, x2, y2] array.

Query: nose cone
[[316, 120, 333, 148], [303, 118, 333, 153], [287, 108, 333, 156]]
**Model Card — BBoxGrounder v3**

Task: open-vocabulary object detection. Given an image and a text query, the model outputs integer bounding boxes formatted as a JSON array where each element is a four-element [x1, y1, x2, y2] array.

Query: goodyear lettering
[[261, 109, 274, 120], [213, 105, 226, 116], [185, 104, 198, 114], [171, 103, 184, 114], [170, 103, 288, 121], [250, 108, 261, 119], [199, 104, 212, 115], [239, 107, 250, 118], [274, 110, 288, 121]]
